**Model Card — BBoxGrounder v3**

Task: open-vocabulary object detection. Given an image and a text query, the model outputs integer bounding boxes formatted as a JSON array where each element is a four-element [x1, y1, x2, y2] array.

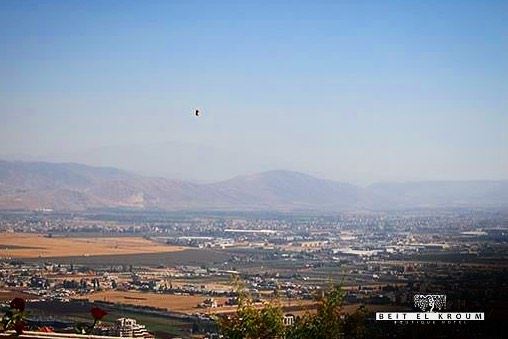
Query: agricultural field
[[24, 248, 231, 267], [25, 300, 194, 338], [79, 290, 321, 315], [78, 290, 403, 317], [80, 290, 230, 314], [0, 289, 36, 302], [0, 233, 185, 258]]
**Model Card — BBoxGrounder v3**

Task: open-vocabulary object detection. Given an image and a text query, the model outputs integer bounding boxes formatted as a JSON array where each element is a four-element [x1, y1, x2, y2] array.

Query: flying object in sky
[[194, 109, 201, 117]]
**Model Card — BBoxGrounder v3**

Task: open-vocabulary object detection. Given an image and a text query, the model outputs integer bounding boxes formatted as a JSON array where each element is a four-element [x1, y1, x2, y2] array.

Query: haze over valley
[[1, 160, 507, 212]]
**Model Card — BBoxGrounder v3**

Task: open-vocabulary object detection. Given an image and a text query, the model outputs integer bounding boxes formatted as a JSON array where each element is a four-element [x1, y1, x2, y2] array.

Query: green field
[[26, 300, 200, 338]]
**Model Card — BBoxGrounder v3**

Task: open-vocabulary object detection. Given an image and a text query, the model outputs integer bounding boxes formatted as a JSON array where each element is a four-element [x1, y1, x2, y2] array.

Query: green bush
[[218, 278, 370, 339]]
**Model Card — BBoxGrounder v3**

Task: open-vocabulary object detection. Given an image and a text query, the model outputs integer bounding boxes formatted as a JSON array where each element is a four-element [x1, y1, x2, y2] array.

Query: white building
[[113, 318, 154, 338]]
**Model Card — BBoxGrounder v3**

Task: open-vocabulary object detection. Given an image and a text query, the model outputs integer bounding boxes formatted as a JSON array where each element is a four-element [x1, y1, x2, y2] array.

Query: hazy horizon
[[1, 1, 507, 184], [2, 157, 508, 188]]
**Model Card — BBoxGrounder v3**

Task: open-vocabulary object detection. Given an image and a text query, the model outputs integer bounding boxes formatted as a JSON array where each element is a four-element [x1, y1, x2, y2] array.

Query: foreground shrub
[[217, 278, 370, 339], [1, 297, 27, 335]]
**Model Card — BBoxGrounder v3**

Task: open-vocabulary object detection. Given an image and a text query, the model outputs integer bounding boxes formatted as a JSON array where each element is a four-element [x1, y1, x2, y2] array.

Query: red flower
[[10, 297, 25, 312], [14, 320, 25, 335], [38, 326, 54, 332], [90, 307, 107, 321]]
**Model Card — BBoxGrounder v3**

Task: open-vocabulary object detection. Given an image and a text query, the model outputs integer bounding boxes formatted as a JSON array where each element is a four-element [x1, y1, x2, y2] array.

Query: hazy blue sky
[[1, 0, 507, 183]]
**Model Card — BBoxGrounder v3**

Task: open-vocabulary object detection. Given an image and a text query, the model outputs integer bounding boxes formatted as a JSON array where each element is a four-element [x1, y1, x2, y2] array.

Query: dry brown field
[[79, 290, 406, 316], [0, 233, 185, 258], [80, 290, 229, 313], [0, 289, 36, 302], [80, 290, 319, 315]]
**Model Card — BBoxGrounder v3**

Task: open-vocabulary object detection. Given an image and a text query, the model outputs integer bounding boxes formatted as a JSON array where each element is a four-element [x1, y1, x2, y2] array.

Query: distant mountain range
[[0, 160, 507, 211]]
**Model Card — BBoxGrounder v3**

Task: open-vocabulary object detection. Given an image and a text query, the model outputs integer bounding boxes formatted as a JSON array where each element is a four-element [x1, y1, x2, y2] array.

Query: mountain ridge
[[1, 160, 507, 211]]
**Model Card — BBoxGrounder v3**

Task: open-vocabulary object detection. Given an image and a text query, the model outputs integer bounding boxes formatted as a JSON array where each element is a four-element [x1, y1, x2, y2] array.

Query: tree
[[218, 278, 374, 339], [286, 284, 345, 339], [217, 277, 285, 339]]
